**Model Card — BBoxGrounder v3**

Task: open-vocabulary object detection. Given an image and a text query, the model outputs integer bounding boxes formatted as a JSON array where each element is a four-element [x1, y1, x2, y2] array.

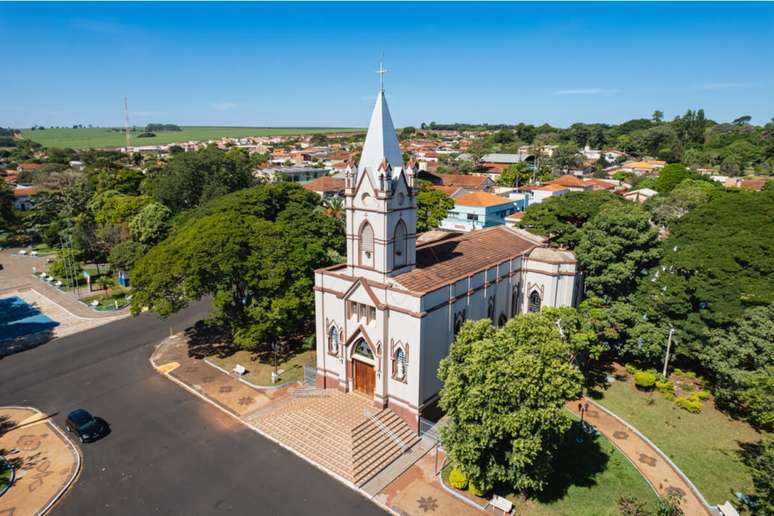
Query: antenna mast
[[123, 96, 131, 154]]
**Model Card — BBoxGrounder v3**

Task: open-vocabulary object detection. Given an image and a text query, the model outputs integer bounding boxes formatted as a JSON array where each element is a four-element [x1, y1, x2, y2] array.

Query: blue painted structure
[[0, 296, 59, 342]]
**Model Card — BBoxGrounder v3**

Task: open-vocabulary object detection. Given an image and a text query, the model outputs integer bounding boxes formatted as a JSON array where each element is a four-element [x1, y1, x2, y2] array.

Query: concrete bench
[[490, 495, 513, 514], [232, 364, 246, 376]]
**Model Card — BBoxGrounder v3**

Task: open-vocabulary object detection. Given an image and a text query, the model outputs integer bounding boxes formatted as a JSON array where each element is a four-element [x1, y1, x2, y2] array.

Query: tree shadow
[[0, 328, 56, 359], [184, 321, 238, 359], [530, 421, 611, 503]]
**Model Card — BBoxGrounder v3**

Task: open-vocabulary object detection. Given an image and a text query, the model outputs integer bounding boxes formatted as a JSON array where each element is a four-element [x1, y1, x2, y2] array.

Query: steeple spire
[[358, 62, 403, 182]]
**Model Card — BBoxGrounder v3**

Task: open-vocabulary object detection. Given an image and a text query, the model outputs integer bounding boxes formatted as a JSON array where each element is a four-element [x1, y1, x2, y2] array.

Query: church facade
[[314, 85, 581, 432]]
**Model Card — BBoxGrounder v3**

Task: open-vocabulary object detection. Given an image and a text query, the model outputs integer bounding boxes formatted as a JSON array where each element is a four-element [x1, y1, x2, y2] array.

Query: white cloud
[[552, 88, 620, 96], [211, 102, 239, 112]]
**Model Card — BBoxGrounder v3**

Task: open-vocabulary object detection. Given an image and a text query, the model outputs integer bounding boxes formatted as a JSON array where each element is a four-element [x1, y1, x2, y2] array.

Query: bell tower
[[344, 66, 417, 283]]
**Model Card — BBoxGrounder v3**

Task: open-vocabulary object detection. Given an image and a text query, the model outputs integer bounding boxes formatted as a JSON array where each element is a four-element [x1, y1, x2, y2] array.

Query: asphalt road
[[0, 301, 385, 515]]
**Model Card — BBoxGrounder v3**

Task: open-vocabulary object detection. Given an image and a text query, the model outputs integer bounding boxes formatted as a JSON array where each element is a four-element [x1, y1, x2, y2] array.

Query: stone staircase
[[247, 390, 419, 486]]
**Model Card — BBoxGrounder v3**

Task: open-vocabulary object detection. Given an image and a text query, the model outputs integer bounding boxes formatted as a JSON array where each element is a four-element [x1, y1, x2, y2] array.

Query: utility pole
[[662, 327, 675, 378]]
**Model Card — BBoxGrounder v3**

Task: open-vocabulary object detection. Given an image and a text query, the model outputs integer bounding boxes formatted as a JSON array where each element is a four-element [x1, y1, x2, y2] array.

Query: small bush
[[448, 469, 468, 490], [624, 363, 639, 375], [302, 334, 315, 351], [663, 391, 676, 401], [673, 368, 684, 376], [684, 371, 697, 379], [694, 390, 710, 401], [468, 480, 486, 497], [634, 371, 657, 390], [656, 380, 675, 395], [675, 396, 702, 413]]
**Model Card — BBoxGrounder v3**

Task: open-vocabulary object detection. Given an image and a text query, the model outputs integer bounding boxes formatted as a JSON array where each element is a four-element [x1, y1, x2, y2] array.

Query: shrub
[[625, 363, 639, 375], [302, 334, 315, 351], [448, 469, 468, 490], [663, 391, 676, 401], [634, 371, 657, 390], [468, 480, 486, 497], [694, 390, 710, 401], [676, 396, 702, 413], [684, 371, 697, 379], [656, 380, 675, 396]]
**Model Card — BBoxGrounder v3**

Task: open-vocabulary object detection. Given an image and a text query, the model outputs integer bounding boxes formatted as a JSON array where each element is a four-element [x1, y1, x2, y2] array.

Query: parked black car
[[65, 409, 109, 443]]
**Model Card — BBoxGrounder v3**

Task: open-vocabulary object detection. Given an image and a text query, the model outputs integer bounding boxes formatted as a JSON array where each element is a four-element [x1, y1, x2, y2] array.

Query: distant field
[[20, 126, 363, 149]]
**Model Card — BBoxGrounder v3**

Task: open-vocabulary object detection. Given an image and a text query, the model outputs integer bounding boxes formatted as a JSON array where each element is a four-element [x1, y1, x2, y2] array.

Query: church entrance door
[[353, 359, 375, 397]]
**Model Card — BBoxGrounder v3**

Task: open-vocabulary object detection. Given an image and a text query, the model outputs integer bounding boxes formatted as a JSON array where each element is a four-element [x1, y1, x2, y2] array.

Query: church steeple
[[358, 89, 404, 184], [344, 67, 417, 281]]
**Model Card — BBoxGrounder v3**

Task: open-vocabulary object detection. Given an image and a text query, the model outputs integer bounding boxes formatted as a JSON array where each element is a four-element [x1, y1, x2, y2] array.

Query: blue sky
[[1, 2, 773, 128]]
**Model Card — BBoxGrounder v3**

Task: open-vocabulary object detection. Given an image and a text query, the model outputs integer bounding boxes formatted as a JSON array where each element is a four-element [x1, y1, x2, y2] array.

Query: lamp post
[[662, 327, 675, 378]]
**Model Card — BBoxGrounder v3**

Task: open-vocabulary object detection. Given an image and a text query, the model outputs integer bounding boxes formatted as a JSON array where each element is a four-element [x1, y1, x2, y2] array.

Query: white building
[[313, 83, 581, 432]]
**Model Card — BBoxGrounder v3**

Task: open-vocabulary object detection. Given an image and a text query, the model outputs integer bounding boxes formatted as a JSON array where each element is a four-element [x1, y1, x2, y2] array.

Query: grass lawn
[[443, 420, 658, 515], [591, 375, 769, 505], [81, 290, 130, 311], [208, 349, 315, 386], [21, 126, 363, 149]]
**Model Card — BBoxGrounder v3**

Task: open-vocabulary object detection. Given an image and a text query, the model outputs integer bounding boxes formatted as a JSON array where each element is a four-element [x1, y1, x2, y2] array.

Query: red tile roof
[[435, 173, 491, 190], [454, 191, 512, 208], [394, 226, 539, 292], [552, 174, 587, 188], [302, 175, 345, 193]]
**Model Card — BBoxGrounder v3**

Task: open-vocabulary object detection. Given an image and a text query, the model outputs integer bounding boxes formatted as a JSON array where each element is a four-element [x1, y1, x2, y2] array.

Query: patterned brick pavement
[[0, 407, 81, 515]]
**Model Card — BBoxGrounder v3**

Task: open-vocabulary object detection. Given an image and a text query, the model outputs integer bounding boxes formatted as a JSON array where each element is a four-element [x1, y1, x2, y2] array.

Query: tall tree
[[438, 316, 583, 493], [576, 203, 660, 301], [416, 187, 453, 232]]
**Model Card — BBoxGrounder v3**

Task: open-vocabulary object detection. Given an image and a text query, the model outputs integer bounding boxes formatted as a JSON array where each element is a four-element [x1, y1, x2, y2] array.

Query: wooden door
[[353, 360, 375, 397]]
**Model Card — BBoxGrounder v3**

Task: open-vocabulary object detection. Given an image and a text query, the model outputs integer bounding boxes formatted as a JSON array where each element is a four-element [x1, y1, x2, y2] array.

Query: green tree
[[652, 110, 664, 123], [438, 315, 583, 493], [88, 190, 152, 224], [576, 203, 660, 301], [648, 179, 719, 225], [129, 202, 171, 245], [416, 187, 453, 232], [496, 162, 531, 187], [519, 190, 623, 249], [703, 304, 774, 430], [741, 440, 774, 515], [108, 240, 147, 273], [142, 145, 254, 212], [548, 144, 582, 175], [131, 184, 344, 351], [0, 181, 15, 228]]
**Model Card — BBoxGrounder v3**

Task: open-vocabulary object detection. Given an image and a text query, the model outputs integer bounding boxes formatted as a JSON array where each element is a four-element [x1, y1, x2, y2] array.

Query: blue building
[[440, 191, 526, 232]]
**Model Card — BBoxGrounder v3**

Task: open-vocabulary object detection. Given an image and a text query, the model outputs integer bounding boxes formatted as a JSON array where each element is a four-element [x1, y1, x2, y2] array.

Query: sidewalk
[[568, 397, 712, 516], [151, 333, 478, 515], [0, 248, 128, 319], [0, 407, 81, 515]]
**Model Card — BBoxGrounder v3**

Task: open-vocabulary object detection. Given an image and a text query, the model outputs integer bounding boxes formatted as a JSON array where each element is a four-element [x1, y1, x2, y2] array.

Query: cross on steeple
[[377, 61, 388, 92]]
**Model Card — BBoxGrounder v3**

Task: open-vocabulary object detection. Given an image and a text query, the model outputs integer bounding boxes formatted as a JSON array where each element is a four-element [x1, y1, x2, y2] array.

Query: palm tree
[[322, 196, 344, 220]]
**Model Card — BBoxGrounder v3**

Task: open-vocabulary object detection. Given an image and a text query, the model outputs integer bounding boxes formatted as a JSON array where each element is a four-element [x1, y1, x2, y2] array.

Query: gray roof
[[481, 153, 525, 164]]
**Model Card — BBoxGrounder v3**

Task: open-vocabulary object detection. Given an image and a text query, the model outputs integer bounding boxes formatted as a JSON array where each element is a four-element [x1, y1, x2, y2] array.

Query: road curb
[[1, 406, 82, 516], [149, 339, 398, 515]]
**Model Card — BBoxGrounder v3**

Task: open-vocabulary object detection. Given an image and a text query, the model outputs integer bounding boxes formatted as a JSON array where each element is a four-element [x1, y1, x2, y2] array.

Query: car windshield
[[70, 410, 93, 427], [80, 419, 99, 432]]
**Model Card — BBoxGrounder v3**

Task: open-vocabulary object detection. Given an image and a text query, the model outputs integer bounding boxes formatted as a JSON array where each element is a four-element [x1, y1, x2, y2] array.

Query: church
[[314, 81, 581, 432]]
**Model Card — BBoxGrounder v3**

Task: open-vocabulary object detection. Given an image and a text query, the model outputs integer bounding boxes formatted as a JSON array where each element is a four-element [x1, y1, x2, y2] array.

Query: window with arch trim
[[498, 313, 507, 327], [453, 309, 467, 336], [359, 222, 374, 267], [528, 290, 542, 313], [511, 287, 520, 316], [354, 338, 374, 360], [393, 219, 407, 268], [392, 347, 407, 382], [328, 326, 339, 355], [487, 295, 496, 321]]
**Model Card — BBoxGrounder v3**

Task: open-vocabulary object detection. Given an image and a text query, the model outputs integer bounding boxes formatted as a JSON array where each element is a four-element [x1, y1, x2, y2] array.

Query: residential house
[[303, 175, 346, 198], [254, 166, 329, 184], [623, 188, 658, 203], [440, 191, 524, 232]]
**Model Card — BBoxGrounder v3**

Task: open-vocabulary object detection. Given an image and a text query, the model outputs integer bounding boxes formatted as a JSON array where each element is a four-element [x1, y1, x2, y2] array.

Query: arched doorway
[[352, 338, 375, 397]]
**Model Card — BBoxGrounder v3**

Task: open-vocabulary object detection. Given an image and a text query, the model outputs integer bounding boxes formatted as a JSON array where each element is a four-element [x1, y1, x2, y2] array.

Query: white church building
[[314, 82, 581, 432]]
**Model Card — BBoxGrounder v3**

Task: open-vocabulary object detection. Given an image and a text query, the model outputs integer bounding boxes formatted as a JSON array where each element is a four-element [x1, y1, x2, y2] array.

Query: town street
[[0, 300, 385, 515]]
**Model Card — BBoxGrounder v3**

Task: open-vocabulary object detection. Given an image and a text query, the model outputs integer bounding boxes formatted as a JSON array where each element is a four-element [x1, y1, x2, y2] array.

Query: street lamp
[[662, 327, 675, 378]]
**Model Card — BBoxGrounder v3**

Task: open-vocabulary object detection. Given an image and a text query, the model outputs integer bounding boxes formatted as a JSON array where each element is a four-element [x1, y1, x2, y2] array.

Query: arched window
[[498, 313, 507, 327], [511, 287, 520, 316], [528, 290, 542, 313], [354, 338, 374, 360], [487, 296, 496, 321], [359, 222, 374, 267], [393, 220, 407, 268], [453, 309, 466, 336], [393, 348, 407, 381], [328, 326, 339, 355]]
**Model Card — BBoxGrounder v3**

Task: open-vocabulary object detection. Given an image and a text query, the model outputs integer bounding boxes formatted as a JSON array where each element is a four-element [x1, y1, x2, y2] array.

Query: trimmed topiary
[[448, 468, 468, 490], [656, 380, 675, 396], [634, 371, 657, 390]]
